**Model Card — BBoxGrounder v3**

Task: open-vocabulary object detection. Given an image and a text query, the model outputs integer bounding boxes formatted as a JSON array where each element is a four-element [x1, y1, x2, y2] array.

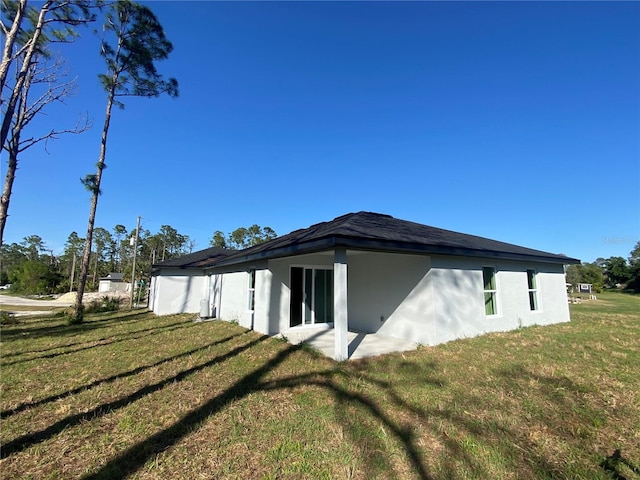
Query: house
[[150, 212, 580, 360], [577, 283, 592, 294], [149, 247, 235, 316], [98, 273, 128, 293]]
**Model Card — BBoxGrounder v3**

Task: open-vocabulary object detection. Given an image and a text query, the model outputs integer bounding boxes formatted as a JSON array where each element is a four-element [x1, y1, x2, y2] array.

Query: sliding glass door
[[290, 267, 333, 327]]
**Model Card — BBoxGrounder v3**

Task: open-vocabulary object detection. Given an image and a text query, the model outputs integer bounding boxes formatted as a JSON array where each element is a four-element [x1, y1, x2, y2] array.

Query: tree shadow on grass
[[79, 342, 314, 480], [74, 341, 440, 480], [4, 332, 619, 480], [259, 359, 495, 480], [601, 449, 640, 480], [1, 319, 193, 367], [0, 332, 263, 458], [0, 310, 152, 341], [288, 372, 434, 480], [1, 316, 187, 359], [1, 331, 246, 418]]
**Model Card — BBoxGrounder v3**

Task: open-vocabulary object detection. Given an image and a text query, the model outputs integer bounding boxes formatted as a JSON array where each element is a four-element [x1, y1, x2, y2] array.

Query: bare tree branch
[[18, 118, 92, 153], [1, 0, 96, 150], [1, 52, 91, 245]]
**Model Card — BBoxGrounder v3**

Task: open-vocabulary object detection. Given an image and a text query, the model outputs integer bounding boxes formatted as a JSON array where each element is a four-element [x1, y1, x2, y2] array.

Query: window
[[527, 269, 538, 311], [483, 267, 498, 316], [247, 270, 256, 311]]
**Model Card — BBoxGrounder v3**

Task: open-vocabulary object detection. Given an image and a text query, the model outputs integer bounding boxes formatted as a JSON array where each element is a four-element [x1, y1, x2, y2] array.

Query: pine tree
[[71, 0, 178, 323]]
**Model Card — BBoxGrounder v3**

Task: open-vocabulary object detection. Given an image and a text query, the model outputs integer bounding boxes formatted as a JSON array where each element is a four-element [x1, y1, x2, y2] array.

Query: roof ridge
[[331, 211, 394, 230], [291, 212, 360, 237]]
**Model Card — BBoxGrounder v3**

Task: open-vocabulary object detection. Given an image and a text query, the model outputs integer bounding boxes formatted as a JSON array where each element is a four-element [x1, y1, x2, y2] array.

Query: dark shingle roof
[[153, 212, 579, 273], [151, 246, 234, 270], [99, 272, 124, 281], [214, 212, 579, 266]]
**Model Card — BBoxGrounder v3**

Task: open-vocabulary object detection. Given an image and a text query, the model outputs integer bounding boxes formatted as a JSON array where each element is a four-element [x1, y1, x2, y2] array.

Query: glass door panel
[[290, 267, 303, 327], [304, 268, 313, 324], [314, 269, 333, 323], [290, 267, 334, 327]]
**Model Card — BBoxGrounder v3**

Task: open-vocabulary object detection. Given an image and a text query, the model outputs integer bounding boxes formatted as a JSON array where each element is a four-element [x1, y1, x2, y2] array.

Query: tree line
[[1, 221, 278, 295], [0, 223, 193, 295], [566, 242, 640, 293]]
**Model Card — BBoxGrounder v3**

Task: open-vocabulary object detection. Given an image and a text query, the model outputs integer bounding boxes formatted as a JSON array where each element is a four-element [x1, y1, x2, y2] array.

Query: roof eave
[[209, 236, 580, 268], [209, 237, 340, 269]]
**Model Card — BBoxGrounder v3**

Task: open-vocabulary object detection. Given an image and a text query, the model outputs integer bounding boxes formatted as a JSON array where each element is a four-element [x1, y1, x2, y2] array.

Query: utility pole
[[129, 215, 141, 309]]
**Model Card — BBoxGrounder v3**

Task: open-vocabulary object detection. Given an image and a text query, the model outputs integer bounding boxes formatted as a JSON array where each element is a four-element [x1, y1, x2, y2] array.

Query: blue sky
[[3, 1, 639, 263]]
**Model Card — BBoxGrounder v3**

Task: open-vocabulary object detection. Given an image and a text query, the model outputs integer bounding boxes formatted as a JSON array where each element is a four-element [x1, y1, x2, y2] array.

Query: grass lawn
[[1, 293, 639, 479], [1, 305, 68, 313]]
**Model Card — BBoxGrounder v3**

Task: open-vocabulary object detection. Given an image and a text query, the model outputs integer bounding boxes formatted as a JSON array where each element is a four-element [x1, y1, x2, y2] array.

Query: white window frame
[[527, 269, 541, 312], [247, 269, 256, 312], [482, 266, 499, 317]]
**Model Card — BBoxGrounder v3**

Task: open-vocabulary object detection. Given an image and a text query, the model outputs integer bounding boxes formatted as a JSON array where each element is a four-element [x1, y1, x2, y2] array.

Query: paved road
[[0, 295, 72, 307]]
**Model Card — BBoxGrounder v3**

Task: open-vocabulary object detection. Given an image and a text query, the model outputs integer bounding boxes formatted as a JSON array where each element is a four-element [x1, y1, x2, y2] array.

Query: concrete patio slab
[[281, 327, 419, 360]]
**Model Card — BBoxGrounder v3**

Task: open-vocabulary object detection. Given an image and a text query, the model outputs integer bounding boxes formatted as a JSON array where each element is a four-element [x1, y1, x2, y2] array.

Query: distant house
[[577, 283, 592, 294], [98, 273, 128, 293], [150, 212, 580, 360]]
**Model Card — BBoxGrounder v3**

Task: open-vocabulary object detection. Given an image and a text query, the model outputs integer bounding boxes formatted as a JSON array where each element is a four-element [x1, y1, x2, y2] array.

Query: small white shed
[[98, 273, 129, 293]]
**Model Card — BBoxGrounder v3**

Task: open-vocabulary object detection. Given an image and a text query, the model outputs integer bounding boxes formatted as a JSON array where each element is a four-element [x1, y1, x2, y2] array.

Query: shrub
[[84, 296, 121, 314], [0, 311, 19, 325]]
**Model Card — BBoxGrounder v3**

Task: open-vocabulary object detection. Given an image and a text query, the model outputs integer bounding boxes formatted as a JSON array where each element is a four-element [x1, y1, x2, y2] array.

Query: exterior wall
[[207, 261, 270, 330], [430, 256, 485, 345], [206, 274, 222, 319], [217, 271, 250, 326], [253, 269, 274, 334], [261, 257, 291, 335], [263, 251, 569, 346], [429, 256, 570, 345], [98, 280, 129, 293], [228, 251, 570, 347], [153, 249, 571, 351], [347, 252, 434, 344], [149, 275, 158, 311], [537, 266, 572, 324], [150, 269, 208, 316], [98, 280, 110, 293]]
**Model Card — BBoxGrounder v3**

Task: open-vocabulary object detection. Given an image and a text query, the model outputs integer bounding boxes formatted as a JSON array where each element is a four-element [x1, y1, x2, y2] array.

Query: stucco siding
[[206, 274, 222, 318], [253, 269, 271, 333], [537, 265, 571, 325], [347, 252, 434, 344], [152, 248, 570, 353], [430, 264, 483, 345], [98, 280, 128, 293], [429, 256, 570, 345], [259, 261, 288, 335], [150, 269, 207, 316], [218, 271, 249, 325], [267, 250, 436, 345], [149, 275, 158, 312]]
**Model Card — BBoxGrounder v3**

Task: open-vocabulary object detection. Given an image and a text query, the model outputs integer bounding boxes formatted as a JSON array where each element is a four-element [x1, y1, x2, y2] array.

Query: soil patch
[[55, 291, 130, 304]]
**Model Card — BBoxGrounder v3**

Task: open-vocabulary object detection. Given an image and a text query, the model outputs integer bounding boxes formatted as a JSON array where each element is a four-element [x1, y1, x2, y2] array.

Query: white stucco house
[[150, 212, 580, 360]]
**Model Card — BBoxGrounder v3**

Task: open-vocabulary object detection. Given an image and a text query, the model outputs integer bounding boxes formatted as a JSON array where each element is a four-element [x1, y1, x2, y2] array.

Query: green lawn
[[1, 293, 639, 479]]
